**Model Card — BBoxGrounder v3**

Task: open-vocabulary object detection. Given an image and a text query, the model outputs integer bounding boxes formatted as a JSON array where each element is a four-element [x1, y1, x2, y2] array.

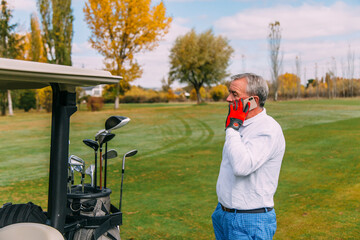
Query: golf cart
[[0, 58, 134, 239]]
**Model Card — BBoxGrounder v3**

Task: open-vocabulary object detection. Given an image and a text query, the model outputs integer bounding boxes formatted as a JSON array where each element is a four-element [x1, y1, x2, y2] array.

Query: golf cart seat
[[0, 223, 64, 240]]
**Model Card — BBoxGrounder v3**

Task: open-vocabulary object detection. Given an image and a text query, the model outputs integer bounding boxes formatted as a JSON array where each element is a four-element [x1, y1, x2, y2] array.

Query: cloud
[[215, 1, 360, 40], [9, 0, 36, 12], [134, 20, 190, 88]]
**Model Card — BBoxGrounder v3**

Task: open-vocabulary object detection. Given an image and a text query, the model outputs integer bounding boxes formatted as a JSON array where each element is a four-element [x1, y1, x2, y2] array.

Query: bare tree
[[314, 62, 319, 98], [340, 59, 346, 97], [346, 44, 355, 97], [268, 21, 282, 101], [331, 57, 337, 98], [295, 55, 301, 98]]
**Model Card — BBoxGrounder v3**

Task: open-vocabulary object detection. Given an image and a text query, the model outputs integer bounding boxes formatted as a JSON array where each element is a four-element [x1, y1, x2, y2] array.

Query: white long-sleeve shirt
[[216, 108, 285, 210]]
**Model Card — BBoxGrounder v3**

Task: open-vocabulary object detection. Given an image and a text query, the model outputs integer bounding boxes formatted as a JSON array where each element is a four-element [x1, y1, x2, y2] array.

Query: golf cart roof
[[0, 57, 120, 90]]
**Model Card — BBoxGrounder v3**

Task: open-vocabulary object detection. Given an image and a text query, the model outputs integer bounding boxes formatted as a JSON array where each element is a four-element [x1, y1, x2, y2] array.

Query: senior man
[[212, 73, 286, 240]]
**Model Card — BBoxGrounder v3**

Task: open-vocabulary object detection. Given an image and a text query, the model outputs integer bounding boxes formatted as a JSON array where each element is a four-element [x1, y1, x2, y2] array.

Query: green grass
[[0, 98, 360, 239]]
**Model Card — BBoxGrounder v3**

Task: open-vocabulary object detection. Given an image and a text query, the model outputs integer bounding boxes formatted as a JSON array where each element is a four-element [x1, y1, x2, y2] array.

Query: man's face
[[226, 78, 249, 103]]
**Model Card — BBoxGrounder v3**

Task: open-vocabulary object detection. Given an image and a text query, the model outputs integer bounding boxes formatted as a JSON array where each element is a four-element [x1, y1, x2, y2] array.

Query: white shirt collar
[[243, 108, 267, 127]]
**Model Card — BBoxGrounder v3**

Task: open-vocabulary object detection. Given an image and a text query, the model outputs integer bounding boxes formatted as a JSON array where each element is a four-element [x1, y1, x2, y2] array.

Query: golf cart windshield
[[0, 57, 120, 233]]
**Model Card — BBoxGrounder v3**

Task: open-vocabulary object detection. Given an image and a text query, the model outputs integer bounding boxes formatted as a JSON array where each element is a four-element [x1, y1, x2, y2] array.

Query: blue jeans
[[212, 203, 277, 240]]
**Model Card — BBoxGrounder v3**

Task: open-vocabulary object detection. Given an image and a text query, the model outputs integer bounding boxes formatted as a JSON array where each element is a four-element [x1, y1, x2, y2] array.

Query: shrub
[[87, 96, 104, 111], [19, 90, 36, 112], [210, 84, 228, 101], [120, 86, 168, 103]]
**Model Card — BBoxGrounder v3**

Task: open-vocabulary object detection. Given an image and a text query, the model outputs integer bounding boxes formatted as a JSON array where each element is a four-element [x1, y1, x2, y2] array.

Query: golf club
[[102, 149, 118, 159], [68, 155, 82, 193], [103, 116, 130, 189], [102, 149, 118, 188], [83, 139, 99, 189], [85, 164, 95, 187], [119, 149, 138, 212], [105, 116, 130, 132], [97, 132, 115, 189], [69, 155, 85, 193]]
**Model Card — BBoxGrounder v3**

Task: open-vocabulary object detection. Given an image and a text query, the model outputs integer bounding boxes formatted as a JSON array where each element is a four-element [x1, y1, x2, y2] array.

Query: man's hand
[[225, 99, 250, 130]]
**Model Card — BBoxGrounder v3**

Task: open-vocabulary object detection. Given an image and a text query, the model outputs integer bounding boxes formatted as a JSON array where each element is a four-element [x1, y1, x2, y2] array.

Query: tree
[[278, 73, 298, 99], [268, 21, 282, 101], [37, 86, 52, 112], [19, 90, 37, 112], [0, 0, 25, 116], [38, 0, 73, 65], [169, 29, 234, 104], [84, 0, 172, 109], [30, 13, 47, 62], [295, 56, 301, 98]]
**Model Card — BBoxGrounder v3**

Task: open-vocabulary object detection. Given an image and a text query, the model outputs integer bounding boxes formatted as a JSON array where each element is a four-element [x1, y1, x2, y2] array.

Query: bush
[[19, 90, 36, 112], [120, 86, 168, 103], [210, 84, 228, 101], [87, 96, 104, 111]]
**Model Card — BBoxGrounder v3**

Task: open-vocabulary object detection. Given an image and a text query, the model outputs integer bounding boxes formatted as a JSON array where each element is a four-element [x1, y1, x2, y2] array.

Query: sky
[[8, 0, 360, 89]]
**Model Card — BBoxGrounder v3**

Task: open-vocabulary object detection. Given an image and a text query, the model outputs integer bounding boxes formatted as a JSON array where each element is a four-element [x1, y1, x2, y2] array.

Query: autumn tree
[[278, 73, 298, 99], [38, 0, 73, 65], [268, 21, 282, 101], [84, 0, 172, 109], [169, 29, 234, 104], [30, 13, 47, 62]]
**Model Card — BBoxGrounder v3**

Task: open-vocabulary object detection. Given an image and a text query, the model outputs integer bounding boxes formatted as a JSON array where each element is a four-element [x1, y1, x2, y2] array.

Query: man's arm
[[224, 128, 280, 176]]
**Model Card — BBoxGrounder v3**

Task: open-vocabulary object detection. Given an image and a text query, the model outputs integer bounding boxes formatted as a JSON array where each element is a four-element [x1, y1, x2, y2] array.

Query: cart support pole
[[48, 83, 77, 233]]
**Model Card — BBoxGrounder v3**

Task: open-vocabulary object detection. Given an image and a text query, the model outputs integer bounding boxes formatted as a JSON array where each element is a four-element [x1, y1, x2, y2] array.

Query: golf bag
[[0, 202, 47, 228], [65, 185, 121, 240]]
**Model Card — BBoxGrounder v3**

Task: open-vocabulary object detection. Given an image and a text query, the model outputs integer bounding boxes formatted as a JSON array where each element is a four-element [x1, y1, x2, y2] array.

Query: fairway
[[0, 99, 360, 239]]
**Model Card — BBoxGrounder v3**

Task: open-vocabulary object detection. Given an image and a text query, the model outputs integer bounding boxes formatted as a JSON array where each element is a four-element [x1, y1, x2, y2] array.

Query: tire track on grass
[[141, 114, 215, 159]]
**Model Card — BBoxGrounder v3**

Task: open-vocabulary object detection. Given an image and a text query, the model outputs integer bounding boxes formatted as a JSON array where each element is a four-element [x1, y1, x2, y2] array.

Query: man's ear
[[253, 96, 260, 107]]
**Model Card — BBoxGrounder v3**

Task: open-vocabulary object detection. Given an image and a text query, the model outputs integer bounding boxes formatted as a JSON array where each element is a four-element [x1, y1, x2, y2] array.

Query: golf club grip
[[104, 142, 108, 188], [94, 152, 97, 189], [100, 151, 102, 189]]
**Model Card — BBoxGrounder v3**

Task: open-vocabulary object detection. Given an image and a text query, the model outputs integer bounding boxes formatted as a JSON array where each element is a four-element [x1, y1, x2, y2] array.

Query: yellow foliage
[[190, 87, 207, 101], [36, 86, 52, 112], [166, 89, 177, 101], [84, 0, 172, 85], [210, 84, 228, 101], [278, 73, 299, 98]]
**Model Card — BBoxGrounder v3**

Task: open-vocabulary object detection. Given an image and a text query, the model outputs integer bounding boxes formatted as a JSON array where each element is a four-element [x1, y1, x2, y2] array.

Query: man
[[212, 73, 285, 240]]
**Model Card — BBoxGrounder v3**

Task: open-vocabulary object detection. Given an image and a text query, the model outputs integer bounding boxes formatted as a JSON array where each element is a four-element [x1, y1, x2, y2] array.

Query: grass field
[[0, 98, 360, 239]]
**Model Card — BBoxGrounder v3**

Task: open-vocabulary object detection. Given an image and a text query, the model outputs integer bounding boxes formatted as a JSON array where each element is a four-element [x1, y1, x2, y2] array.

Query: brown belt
[[221, 204, 273, 213]]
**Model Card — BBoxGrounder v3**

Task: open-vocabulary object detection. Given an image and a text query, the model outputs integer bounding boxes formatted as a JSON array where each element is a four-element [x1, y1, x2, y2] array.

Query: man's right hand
[[225, 99, 250, 130]]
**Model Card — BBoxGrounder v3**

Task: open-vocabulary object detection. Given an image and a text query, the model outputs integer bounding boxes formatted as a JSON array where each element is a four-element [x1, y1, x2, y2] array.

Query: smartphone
[[243, 96, 257, 111]]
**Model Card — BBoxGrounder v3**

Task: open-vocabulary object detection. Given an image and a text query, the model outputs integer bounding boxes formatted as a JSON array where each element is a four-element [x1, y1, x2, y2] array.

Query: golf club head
[[83, 139, 99, 151], [99, 132, 116, 147], [102, 149, 118, 159], [105, 116, 131, 131], [85, 164, 95, 187], [122, 149, 138, 169], [95, 129, 107, 141], [125, 149, 138, 158], [69, 155, 85, 166], [85, 164, 95, 175], [73, 165, 83, 173]]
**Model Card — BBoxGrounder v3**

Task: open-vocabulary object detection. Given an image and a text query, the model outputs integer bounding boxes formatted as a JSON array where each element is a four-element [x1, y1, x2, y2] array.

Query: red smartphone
[[243, 96, 257, 111]]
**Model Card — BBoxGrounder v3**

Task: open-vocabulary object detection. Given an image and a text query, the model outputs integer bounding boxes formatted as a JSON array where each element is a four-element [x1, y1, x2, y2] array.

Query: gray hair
[[231, 73, 269, 107]]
